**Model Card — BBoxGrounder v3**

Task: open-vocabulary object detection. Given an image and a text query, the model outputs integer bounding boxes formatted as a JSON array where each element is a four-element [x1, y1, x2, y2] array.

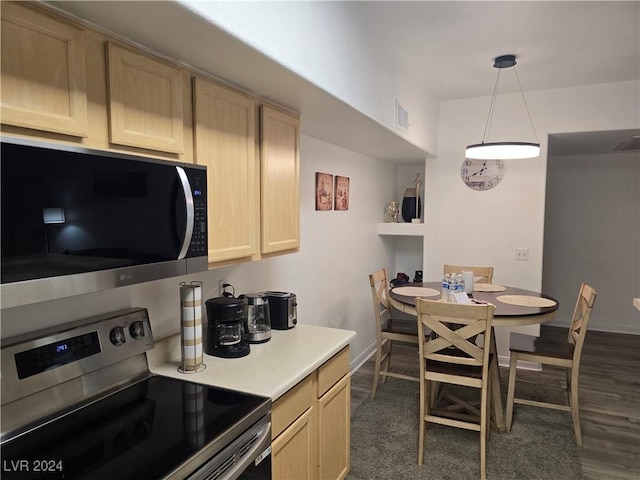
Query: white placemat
[[496, 295, 557, 307], [392, 286, 440, 297], [473, 283, 507, 292]]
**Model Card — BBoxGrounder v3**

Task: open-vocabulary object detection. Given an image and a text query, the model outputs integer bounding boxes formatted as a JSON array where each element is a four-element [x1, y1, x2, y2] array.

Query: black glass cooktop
[[1, 376, 270, 479]]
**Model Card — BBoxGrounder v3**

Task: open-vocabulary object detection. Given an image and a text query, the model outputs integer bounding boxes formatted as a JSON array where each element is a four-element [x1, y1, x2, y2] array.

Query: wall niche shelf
[[377, 223, 425, 236]]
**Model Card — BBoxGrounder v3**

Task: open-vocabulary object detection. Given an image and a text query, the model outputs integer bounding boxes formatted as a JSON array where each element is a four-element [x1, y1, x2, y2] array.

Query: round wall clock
[[460, 159, 505, 191]]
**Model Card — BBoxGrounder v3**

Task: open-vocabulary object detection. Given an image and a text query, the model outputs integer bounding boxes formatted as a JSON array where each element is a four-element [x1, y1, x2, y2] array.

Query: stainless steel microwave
[[1, 137, 208, 308]]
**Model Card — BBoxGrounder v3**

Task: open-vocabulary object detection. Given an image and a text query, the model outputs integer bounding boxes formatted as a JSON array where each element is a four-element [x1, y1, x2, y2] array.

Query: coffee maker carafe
[[241, 294, 272, 343], [205, 297, 250, 358]]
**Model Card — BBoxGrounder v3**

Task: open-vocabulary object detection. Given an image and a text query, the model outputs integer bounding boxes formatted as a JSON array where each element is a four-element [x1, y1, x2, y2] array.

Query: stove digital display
[[15, 332, 101, 379]]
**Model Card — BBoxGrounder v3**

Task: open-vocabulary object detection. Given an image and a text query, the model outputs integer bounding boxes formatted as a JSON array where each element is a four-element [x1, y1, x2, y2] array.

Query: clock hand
[[471, 161, 487, 176]]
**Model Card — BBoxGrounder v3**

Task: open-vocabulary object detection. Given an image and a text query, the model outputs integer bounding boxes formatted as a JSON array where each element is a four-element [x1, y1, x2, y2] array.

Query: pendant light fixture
[[466, 54, 540, 160]]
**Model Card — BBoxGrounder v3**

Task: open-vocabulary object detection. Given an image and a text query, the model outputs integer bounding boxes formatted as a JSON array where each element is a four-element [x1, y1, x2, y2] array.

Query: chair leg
[[489, 331, 506, 431], [568, 368, 583, 447], [480, 381, 488, 480], [371, 340, 383, 399], [418, 378, 427, 465], [383, 340, 393, 384], [506, 351, 518, 432], [486, 374, 492, 442]]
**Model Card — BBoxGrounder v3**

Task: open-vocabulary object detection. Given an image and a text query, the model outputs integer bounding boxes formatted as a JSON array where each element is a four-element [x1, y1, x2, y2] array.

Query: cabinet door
[[1, 2, 88, 137], [317, 374, 351, 480], [106, 42, 184, 153], [260, 106, 300, 254], [272, 407, 315, 480], [194, 77, 258, 262]]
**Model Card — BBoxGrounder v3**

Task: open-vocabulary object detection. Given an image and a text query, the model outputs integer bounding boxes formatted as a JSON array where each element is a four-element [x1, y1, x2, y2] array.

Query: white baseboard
[[498, 355, 542, 371], [350, 341, 377, 374]]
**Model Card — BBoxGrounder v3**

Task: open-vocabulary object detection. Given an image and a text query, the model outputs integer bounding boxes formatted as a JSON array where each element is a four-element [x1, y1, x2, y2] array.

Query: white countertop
[[147, 324, 356, 401]]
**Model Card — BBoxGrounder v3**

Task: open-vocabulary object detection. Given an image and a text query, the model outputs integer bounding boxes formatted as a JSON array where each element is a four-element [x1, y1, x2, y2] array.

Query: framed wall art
[[315, 172, 333, 210], [334, 175, 350, 211]]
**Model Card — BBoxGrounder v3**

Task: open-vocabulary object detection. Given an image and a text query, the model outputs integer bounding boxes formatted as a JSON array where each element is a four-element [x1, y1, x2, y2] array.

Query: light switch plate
[[515, 248, 529, 261]]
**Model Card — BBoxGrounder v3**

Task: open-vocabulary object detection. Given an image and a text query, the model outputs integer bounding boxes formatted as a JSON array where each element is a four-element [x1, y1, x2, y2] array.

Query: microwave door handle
[[176, 166, 194, 260]]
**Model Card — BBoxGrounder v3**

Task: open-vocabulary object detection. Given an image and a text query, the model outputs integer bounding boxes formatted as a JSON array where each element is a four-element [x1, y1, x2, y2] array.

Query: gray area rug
[[348, 364, 583, 480]]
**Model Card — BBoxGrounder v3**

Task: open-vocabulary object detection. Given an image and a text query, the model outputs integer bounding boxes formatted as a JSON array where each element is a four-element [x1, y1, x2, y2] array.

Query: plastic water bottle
[[441, 274, 450, 302], [451, 275, 459, 301], [447, 274, 456, 302], [456, 274, 465, 299]]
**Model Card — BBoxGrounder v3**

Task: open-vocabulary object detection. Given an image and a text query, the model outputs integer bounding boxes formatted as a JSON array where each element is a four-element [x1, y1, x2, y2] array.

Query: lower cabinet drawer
[[317, 346, 350, 398]]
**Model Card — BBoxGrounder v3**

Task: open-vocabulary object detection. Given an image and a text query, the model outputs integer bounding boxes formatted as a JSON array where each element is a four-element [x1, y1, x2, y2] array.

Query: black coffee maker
[[205, 297, 250, 358]]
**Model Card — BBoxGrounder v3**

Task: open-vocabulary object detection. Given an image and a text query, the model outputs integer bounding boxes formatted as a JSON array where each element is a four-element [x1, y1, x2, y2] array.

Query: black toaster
[[262, 291, 297, 329]]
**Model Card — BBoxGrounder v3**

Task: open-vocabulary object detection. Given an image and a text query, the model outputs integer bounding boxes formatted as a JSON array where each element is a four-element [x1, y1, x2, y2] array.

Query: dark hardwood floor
[[350, 326, 640, 479]]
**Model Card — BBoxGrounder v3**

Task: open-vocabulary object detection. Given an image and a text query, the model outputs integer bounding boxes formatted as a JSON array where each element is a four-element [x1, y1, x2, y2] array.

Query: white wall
[[178, 0, 439, 154], [426, 80, 639, 286], [1, 135, 397, 369], [426, 80, 640, 355], [543, 152, 640, 334]]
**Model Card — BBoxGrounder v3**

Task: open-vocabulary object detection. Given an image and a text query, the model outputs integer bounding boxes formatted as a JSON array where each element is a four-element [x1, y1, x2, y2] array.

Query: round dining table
[[389, 282, 559, 326], [389, 281, 559, 433]]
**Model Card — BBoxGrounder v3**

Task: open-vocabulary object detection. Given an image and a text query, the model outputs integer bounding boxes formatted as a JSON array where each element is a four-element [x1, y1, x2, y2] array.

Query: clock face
[[461, 159, 505, 191]]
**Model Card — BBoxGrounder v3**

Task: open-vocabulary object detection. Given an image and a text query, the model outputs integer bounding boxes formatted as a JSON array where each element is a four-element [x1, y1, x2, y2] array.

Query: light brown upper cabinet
[[0, 2, 88, 137], [260, 106, 300, 254], [106, 42, 184, 153], [194, 77, 259, 263]]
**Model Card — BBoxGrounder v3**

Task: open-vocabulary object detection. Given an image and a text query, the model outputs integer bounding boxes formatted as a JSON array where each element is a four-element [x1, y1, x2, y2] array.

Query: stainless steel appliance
[[1, 136, 208, 308], [241, 294, 272, 343], [262, 291, 297, 330], [206, 297, 251, 358], [0, 308, 271, 479]]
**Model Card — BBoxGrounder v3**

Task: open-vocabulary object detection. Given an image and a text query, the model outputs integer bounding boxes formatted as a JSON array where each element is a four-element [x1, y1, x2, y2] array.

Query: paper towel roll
[[179, 282, 206, 373]]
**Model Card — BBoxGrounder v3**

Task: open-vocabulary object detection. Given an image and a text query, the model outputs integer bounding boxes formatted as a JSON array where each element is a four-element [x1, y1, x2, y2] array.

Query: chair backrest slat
[[416, 299, 495, 370], [370, 269, 392, 323], [567, 283, 597, 363], [444, 265, 494, 284]]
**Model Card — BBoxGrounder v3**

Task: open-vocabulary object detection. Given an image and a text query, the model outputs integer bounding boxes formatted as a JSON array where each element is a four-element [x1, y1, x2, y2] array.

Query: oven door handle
[[221, 421, 271, 480]]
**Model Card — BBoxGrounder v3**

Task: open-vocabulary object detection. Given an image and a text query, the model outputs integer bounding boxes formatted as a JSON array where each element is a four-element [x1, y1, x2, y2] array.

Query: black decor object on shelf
[[401, 188, 421, 222]]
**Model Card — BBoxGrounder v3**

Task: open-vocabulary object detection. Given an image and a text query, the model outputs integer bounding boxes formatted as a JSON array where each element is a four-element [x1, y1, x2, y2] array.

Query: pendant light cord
[[481, 69, 502, 144], [482, 65, 539, 144], [513, 65, 539, 142]]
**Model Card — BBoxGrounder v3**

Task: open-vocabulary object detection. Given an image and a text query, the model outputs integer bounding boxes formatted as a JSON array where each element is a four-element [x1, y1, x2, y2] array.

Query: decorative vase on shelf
[[401, 188, 421, 222]]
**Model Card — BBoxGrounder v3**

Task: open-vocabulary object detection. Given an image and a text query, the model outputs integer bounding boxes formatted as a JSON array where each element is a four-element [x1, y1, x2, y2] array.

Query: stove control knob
[[110, 326, 126, 346], [129, 321, 145, 340]]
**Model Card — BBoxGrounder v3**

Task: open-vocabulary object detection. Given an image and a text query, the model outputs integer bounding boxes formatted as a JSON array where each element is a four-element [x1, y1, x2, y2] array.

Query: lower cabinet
[[318, 374, 350, 480], [272, 407, 315, 479], [272, 347, 351, 480]]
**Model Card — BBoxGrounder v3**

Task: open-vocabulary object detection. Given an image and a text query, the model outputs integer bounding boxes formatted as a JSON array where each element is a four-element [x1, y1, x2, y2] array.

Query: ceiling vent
[[613, 135, 640, 151]]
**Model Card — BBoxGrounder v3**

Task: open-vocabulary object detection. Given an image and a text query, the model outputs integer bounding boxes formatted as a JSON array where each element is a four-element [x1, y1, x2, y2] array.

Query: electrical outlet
[[218, 278, 228, 297], [515, 248, 529, 261]]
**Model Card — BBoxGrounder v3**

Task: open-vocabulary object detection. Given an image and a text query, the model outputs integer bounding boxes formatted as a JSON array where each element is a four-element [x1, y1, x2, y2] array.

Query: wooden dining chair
[[506, 283, 597, 446], [369, 268, 420, 399], [444, 265, 494, 283], [416, 298, 495, 480]]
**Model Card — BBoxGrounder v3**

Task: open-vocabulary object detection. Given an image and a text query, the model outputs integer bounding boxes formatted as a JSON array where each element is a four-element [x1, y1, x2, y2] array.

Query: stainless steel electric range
[[0, 308, 271, 480]]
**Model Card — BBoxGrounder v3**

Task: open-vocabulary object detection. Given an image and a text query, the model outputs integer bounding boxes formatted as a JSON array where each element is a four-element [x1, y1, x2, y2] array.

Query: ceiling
[[45, 1, 640, 160], [360, 1, 640, 101], [549, 129, 640, 156]]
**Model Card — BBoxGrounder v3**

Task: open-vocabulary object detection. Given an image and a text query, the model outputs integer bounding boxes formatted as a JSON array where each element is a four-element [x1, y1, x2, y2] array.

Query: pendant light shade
[[466, 55, 540, 160], [465, 141, 540, 160]]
